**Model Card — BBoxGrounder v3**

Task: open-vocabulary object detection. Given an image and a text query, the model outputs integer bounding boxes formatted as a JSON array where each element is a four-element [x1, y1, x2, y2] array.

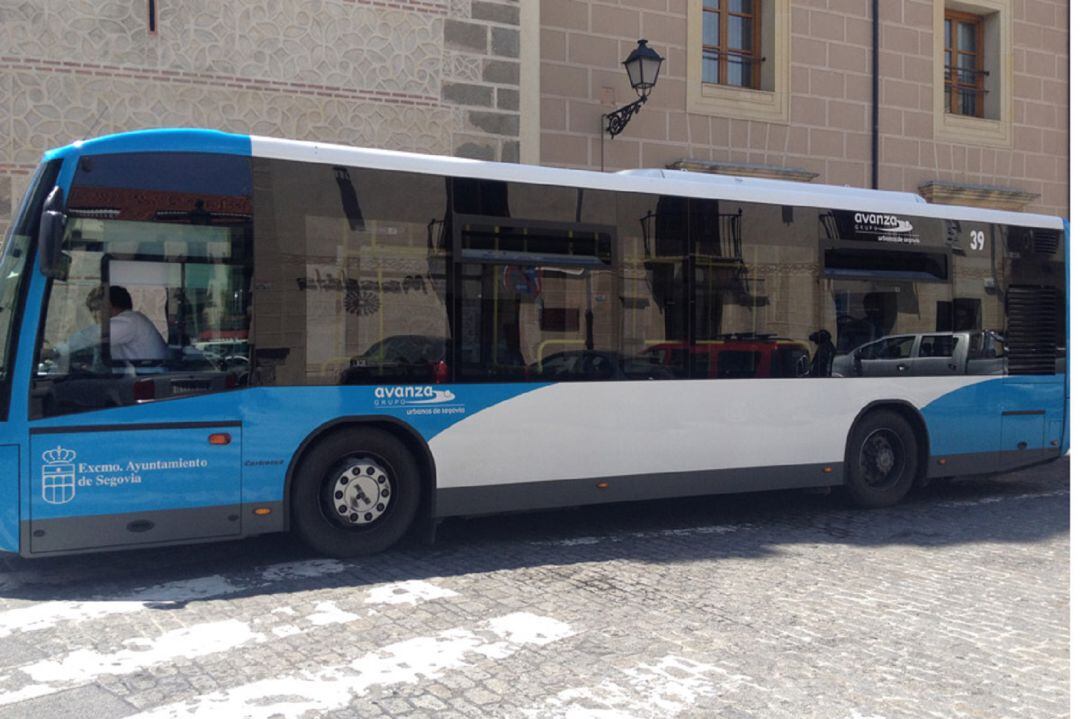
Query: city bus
[[0, 129, 1066, 558]]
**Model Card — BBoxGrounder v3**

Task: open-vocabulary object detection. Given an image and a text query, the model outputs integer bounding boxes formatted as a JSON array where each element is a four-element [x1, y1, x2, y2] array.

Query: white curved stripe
[[430, 377, 988, 488]]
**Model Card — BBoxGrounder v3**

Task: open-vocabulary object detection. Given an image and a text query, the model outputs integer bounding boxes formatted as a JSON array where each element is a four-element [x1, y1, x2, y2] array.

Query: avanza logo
[[374, 386, 457, 406], [854, 212, 915, 234]]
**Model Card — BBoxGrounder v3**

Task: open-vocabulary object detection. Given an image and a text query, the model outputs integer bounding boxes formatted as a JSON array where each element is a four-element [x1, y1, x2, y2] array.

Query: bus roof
[[47, 128, 1064, 231], [617, 168, 929, 206]]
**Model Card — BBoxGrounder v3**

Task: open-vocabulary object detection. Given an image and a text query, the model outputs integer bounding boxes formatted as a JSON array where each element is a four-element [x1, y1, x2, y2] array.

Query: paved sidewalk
[[0, 460, 1068, 718]]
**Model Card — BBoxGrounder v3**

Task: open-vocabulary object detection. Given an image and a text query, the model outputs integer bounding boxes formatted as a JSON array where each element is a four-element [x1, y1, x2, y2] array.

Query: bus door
[[28, 423, 242, 553], [26, 151, 253, 553]]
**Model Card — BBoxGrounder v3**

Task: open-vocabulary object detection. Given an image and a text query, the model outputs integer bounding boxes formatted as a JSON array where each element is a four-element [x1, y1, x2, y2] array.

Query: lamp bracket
[[603, 96, 648, 139]]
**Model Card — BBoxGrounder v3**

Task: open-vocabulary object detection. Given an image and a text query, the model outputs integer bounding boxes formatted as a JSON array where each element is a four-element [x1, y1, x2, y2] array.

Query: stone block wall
[[539, 0, 1068, 217], [0, 0, 522, 236]]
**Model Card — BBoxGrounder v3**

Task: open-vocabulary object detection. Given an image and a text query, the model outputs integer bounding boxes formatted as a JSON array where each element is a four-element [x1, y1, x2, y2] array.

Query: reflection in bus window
[[455, 181, 618, 382], [252, 161, 450, 387]]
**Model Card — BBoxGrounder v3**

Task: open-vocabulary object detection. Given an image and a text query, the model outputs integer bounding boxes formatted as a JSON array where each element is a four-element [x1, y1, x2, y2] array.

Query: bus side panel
[[0, 446, 19, 553], [1000, 375, 1066, 470], [920, 378, 1003, 460], [237, 384, 546, 512], [426, 376, 998, 511]]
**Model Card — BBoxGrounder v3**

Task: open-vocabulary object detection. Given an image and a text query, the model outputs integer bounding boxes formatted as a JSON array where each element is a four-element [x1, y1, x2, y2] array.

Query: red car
[[644, 336, 810, 379]]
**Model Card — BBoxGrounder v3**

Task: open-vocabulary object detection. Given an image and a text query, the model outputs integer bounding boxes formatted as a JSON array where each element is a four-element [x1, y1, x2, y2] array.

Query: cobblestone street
[[0, 460, 1068, 719]]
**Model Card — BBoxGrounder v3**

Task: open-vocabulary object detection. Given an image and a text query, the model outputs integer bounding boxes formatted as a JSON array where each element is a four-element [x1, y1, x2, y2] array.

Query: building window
[[687, 0, 789, 124], [932, 0, 1011, 147], [944, 10, 984, 117], [702, 0, 762, 89]]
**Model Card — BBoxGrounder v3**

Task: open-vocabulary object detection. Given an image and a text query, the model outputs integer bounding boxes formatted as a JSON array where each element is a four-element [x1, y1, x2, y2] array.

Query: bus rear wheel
[[291, 428, 420, 557], [843, 410, 918, 508]]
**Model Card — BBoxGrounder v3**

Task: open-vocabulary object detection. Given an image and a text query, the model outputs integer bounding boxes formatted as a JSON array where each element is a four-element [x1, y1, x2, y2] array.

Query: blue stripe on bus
[[44, 129, 252, 162], [921, 375, 1066, 456], [27, 383, 550, 514], [920, 379, 1003, 456]]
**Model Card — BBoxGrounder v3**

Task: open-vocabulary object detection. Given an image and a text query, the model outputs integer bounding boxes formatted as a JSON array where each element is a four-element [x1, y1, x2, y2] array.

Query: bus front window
[[0, 161, 61, 391], [30, 153, 253, 419], [0, 235, 33, 379]]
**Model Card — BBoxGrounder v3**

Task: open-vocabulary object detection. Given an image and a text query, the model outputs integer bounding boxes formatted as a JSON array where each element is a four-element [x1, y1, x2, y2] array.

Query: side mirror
[[39, 186, 69, 279]]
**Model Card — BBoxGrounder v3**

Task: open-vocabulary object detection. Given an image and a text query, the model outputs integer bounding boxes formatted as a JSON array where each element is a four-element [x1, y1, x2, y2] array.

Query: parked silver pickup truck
[[832, 330, 1007, 377]]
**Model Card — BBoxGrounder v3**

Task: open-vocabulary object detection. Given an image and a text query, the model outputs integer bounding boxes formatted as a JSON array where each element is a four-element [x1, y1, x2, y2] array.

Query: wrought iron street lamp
[[601, 39, 664, 170]]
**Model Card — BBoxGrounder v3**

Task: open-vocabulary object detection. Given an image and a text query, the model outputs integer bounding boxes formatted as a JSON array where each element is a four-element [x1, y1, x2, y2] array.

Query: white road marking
[[258, 559, 345, 582], [0, 560, 346, 639], [363, 579, 459, 606], [0, 620, 263, 707], [305, 601, 358, 626], [0, 575, 464, 711], [522, 655, 755, 719], [131, 612, 576, 719], [0, 575, 239, 639], [0, 684, 55, 706]]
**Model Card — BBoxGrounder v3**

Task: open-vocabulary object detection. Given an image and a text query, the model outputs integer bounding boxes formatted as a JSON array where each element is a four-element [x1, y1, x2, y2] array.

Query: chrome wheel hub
[[327, 456, 392, 526]]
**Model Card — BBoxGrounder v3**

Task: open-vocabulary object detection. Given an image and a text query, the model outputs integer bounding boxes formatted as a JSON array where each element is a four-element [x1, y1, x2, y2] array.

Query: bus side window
[[251, 160, 451, 387]]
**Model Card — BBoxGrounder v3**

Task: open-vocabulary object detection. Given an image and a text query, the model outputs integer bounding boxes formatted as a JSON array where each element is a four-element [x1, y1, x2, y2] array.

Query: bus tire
[[843, 410, 918, 508], [291, 427, 420, 557]]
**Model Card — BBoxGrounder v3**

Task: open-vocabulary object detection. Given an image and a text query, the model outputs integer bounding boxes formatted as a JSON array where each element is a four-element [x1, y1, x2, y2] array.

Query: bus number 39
[[970, 230, 986, 251]]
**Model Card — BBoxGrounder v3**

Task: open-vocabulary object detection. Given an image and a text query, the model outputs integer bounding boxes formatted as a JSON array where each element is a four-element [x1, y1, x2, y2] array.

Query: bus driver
[[60, 286, 168, 363]]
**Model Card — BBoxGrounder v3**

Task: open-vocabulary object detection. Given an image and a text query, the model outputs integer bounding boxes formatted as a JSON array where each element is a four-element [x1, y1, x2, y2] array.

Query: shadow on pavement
[[0, 458, 1067, 604]]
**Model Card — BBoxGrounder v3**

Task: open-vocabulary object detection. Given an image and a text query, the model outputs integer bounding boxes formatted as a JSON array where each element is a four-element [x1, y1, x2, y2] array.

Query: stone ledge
[[918, 181, 1040, 211], [666, 158, 818, 183]]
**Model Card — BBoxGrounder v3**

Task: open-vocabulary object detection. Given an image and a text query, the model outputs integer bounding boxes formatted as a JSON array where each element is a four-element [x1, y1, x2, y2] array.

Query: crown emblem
[[42, 447, 77, 464]]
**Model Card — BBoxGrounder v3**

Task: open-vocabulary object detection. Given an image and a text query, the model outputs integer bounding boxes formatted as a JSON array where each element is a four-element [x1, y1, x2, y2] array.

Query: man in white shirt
[[65, 286, 168, 362]]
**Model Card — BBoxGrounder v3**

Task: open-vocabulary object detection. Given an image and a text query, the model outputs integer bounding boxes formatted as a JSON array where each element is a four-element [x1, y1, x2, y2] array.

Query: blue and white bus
[[0, 129, 1066, 557]]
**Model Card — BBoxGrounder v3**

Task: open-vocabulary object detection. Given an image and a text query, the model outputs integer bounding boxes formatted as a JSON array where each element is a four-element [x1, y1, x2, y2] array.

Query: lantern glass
[[639, 56, 662, 89], [625, 58, 644, 89], [621, 39, 664, 94]]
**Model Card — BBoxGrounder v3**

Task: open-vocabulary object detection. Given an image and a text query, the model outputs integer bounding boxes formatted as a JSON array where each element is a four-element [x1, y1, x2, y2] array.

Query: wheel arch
[[282, 416, 436, 531], [847, 400, 930, 482]]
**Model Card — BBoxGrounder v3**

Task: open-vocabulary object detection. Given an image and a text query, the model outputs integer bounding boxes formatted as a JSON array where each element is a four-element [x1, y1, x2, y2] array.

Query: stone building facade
[[539, 0, 1068, 216], [0, 0, 531, 237], [0, 0, 1069, 238]]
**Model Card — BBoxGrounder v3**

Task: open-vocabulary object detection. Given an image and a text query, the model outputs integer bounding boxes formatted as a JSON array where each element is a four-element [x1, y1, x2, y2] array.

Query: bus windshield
[[0, 161, 61, 381], [31, 153, 253, 418]]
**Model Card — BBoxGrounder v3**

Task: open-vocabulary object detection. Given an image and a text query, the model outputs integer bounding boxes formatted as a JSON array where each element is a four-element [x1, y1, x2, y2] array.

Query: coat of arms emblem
[[41, 447, 77, 505]]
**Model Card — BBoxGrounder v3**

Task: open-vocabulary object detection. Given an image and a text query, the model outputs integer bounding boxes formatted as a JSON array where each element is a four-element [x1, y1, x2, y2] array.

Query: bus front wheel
[[843, 410, 918, 508], [291, 428, 420, 557]]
